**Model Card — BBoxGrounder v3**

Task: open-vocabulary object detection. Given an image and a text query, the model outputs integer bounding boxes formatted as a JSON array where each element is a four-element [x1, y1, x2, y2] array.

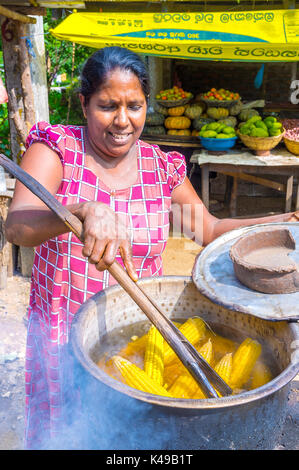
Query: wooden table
[[190, 146, 299, 216]]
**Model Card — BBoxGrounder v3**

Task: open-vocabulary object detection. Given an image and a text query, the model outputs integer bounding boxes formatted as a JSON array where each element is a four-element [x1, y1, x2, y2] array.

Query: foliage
[[44, 9, 95, 125], [44, 10, 94, 89], [49, 79, 85, 126], [0, 103, 11, 157]]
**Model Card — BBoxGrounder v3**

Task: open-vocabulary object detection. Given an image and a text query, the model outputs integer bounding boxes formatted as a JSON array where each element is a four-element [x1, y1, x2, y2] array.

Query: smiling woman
[[4, 46, 299, 450]]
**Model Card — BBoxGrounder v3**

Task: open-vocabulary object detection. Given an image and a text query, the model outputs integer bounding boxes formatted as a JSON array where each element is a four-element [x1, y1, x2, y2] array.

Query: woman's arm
[[5, 142, 70, 246], [171, 177, 295, 246], [5, 142, 138, 280]]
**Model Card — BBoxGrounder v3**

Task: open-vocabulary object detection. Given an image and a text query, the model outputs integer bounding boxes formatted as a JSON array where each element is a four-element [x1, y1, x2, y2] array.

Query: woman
[[5, 46, 298, 449]]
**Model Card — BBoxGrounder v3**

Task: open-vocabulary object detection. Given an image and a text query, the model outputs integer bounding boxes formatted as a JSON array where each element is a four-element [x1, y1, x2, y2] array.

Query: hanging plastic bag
[[0, 77, 8, 104]]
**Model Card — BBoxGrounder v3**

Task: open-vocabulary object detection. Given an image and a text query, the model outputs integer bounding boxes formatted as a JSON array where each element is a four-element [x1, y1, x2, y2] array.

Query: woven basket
[[199, 95, 239, 108], [284, 137, 299, 156], [237, 130, 285, 156], [155, 96, 193, 108]]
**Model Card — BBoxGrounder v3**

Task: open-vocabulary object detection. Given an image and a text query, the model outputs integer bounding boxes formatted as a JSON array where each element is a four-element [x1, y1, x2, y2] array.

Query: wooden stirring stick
[[0, 153, 232, 398]]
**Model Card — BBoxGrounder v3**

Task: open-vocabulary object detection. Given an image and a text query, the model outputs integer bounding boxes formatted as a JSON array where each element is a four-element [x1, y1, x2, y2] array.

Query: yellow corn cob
[[119, 321, 182, 359], [144, 326, 164, 385], [206, 332, 238, 361], [250, 361, 272, 390], [111, 355, 173, 397], [163, 360, 185, 389], [230, 338, 262, 389], [214, 353, 233, 385], [169, 339, 213, 399], [164, 317, 206, 366], [211, 352, 233, 397]]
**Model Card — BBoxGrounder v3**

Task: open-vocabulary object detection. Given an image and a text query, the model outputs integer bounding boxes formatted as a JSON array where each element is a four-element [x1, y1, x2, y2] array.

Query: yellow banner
[[51, 10, 299, 62]]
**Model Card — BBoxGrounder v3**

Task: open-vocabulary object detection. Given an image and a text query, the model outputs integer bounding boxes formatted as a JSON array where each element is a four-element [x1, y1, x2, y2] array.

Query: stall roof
[[51, 9, 299, 62], [1, 0, 299, 9]]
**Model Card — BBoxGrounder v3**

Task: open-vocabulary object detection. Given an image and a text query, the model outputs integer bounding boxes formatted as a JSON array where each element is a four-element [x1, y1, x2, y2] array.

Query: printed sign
[[51, 10, 299, 62]]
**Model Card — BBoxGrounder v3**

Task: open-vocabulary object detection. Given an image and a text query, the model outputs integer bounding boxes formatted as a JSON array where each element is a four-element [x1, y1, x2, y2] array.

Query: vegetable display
[[164, 116, 191, 130], [155, 86, 192, 101], [199, 122, 236, 139], [239, 116, 283, 137], [202, 88, 240, 102]]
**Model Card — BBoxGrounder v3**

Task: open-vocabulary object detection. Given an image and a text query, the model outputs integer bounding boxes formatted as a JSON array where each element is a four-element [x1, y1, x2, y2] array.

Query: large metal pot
[[70, 276, 299, 450]]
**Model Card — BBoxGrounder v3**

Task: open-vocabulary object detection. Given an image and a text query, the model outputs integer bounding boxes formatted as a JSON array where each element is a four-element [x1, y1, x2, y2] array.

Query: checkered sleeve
[[25, 121, 66, 163], [154, 146, 187, 192]]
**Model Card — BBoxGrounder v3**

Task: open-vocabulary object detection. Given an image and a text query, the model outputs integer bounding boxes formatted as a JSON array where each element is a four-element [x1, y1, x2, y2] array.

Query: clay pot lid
[[229, 227, 299, 295], [192, 222, 299, 321], [230, 227, 297, 274]]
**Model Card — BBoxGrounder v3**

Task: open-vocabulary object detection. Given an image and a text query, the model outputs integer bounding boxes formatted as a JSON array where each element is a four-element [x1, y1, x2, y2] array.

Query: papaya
[[270, 122, 282, 130], [216, 133, 229, 139], [222, 126, 235, 135], [246, 115, 262, 125], [250, 128, 269, 137], [206, 122, 221, 131], [264, 116, 276, 124], [217, 124, 227, 133], [269, 128, 282, 136], [264, 116, 277, 128], [239, 125, 251, 135], [202, 130, 218, 138], [255, 121, 268, 131]]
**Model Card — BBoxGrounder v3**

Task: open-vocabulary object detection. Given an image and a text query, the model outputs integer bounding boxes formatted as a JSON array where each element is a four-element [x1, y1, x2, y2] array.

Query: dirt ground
[[0, 195, 298, 450]]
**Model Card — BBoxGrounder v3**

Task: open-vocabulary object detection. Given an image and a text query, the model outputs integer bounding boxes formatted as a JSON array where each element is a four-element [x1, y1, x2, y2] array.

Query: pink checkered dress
[[23, 122, 186, 449]]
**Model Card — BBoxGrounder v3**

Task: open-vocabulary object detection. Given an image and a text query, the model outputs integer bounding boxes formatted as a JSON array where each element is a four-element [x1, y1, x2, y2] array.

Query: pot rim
[[70, 275, 299, 410]]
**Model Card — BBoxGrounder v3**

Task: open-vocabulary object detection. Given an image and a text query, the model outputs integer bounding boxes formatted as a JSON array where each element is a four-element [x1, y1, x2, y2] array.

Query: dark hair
[[80, 46, 150, 104]]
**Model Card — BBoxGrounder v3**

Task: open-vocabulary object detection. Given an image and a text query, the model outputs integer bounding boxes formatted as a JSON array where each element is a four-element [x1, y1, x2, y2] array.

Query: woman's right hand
[[73, 201, 138, 281]]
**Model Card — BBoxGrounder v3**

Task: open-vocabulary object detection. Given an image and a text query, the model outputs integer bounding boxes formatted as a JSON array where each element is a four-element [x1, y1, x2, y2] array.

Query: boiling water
[[90, 319, 280, 382]]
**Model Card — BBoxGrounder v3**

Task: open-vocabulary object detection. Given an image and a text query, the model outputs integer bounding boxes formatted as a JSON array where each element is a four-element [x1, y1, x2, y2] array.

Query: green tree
[[44, 9, 95, 125]]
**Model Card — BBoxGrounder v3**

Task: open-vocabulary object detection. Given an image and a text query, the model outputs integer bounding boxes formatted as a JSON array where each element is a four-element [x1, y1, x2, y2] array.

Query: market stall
[[50, 8, 299, 213], [50, 9, 299, 147]]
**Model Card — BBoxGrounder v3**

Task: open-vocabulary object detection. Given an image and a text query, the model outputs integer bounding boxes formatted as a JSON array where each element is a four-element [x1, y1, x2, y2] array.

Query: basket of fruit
[[200, 88, 241, 108], [283, 128, 299, 156], [199, 121, 237, 151], [237, 116, 285, 156], [155, 86, 193, 108]]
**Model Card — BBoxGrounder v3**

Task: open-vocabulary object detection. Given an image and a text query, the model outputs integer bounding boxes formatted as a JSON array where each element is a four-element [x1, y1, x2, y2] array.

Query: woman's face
[[80, 68, 147, 161]]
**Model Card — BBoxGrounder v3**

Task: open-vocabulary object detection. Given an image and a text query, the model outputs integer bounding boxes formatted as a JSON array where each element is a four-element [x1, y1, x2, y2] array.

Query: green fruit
[[201, 124, 208, 132], [246, 115, 262, 125], [250, 128, 269, 137], [206, 122, 221, 131], [255, 121, 268, 131], [269, 128, 282, 136], [264, 116, 276, 124], [202, 130, 218, 138], [217, 124, 226, 133], [264, 116, 277, 129], [216, 133, 228, 138], [222, 126, 235, 135], [239, 125, 251, 135], [270, 122, 282, 130]]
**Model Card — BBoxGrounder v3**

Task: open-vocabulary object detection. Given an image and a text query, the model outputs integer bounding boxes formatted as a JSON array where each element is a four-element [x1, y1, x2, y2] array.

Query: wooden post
[[0, 193, 13, 289], [1, 12, 48, 278], [148, 57, 164, 108], [1, 16, 26, 162], [18, 22, 36, 134], [28, 15, 49, 122]]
